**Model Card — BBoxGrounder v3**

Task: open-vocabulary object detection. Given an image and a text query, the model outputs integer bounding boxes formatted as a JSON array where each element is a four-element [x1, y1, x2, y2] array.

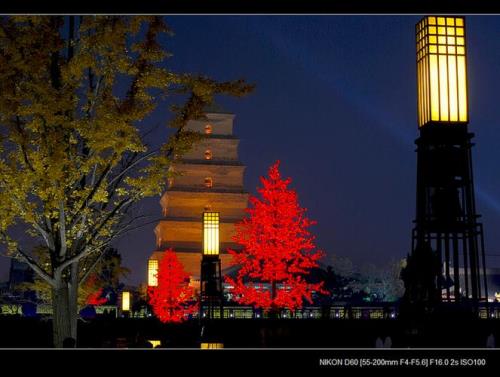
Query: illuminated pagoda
[[148, 109, 249, 291], [411, 16, 488, 305]]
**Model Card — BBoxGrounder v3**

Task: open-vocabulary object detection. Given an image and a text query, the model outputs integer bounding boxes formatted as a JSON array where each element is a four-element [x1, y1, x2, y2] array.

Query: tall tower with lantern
[[200, 211, 223, 319], [147, 109, 249, 293], [410, 16, 488, 307]]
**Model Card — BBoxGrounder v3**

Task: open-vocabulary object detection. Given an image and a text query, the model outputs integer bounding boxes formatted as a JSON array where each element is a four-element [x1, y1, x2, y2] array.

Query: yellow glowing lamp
[[200, 342, 224, 349], [416, 16, 468, 127], [148, 259, 158, 287], [148, 340, 161, 348], [203, 212, 219, 256], [122, 291, 130, 312]]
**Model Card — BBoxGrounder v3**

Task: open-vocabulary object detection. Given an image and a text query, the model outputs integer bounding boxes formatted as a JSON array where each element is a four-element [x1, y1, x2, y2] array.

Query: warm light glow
[[448, 54, 458, 121], [200, 343, 224, 349], [148, 259, 158, 287], [457, 55, 467, 121], [205, 124, 212, 135], [429, 55, 439, 121], [203, 212, 219, 256], [205, 149, 212, 160], [438, 54, 448, 121], [148, 340, 161, 348], [416, 16, 468, 127], [204, 177, 213, 188], [122, 291, 130, 311]]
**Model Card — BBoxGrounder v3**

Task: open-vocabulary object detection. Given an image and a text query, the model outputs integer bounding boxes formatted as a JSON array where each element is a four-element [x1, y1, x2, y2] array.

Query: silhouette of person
[[486, 333, 496, 348], [62, 337, 76, 348], [384, 336, 392, 348], [375, 337, 384, 348]]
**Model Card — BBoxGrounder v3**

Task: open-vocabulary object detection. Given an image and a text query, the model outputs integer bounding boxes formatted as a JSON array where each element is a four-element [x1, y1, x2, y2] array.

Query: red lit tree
[[226, 161, 325, 312], [84, 274, 108, 306], [86, 287, 107, 306], [148, 249, 197, 323]]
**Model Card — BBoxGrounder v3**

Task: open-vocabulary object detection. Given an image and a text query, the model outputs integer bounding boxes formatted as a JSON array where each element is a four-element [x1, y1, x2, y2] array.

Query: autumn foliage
[[0, 16, 252, 346], [226, 161, 324, 311], [148, 249, 197, 322]]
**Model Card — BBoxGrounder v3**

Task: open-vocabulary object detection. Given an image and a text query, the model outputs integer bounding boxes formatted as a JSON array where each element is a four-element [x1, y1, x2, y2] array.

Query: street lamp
[[147, 259, 158, 287], [416, 16, 468, 127], [411, 16, 488, 306], [200, 211, 223, 320], [203, 211, 220, 256], [122, 291, 130, 312]]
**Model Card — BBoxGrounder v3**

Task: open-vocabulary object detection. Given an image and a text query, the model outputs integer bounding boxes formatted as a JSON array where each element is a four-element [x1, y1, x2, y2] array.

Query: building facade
[[148, 111, 249, 289]]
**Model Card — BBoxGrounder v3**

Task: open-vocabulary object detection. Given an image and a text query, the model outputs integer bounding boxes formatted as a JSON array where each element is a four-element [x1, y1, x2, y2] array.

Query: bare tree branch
[[78, 247, 109, 286], [58, 201, 67, 258], [107, 149, 158, 187]]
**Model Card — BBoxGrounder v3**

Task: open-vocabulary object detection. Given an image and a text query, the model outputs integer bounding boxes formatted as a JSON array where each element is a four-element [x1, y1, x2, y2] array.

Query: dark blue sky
[[2, 16, 500, 286]]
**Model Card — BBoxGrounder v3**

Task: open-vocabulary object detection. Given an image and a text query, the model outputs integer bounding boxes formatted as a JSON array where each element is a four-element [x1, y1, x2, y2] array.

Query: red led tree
[[86, 287, 107, 306], [226, 161, 324, 312], [148, 249, 197, 323], [84, 274, 107, 306]]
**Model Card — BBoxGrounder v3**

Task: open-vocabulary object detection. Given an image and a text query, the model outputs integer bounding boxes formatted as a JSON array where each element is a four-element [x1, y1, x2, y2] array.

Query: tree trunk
[[269, 280, 279, 319], [68, 262, 79, 340], [51, 264, 79, 347], [51, 283, 72, 348]]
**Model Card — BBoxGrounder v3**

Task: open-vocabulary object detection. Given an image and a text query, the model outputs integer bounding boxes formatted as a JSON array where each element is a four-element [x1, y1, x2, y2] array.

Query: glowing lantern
[[148, 340, 161, 348], [416, 16, 468, 127], [204, 177, 213, 188], [203, 212, 219, 256], [148, 259, 158, 287], [122, 291, 130, 311], [200, 343, 224, 349]]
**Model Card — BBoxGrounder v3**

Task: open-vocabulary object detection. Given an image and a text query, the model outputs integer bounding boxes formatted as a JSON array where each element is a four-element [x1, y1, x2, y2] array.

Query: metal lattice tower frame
[[412, 125, 488, 305]]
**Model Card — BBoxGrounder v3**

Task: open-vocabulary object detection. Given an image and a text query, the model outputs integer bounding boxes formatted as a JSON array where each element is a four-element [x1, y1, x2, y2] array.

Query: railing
[[199, 305, 399, 320], [479, 305, 500, 319], [2, 302, 499, 320]]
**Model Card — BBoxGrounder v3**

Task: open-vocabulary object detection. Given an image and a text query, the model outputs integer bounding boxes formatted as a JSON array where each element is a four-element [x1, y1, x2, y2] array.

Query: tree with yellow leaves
[[0, 16, 253, 347]]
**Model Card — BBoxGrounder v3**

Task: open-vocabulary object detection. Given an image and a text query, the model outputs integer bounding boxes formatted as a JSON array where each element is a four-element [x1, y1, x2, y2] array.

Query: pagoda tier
[[159, 190, 248, 219], [154, 217, 244, 252]]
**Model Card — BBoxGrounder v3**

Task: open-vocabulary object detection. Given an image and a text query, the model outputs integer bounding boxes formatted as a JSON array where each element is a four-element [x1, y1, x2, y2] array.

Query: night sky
[[2, 15, 500, 286]]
